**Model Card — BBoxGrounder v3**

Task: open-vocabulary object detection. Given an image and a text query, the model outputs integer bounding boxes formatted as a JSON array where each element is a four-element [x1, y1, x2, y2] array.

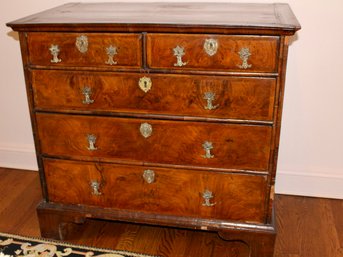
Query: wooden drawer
[[27, 33, 142, 68], [44, 158, 268, 223], [147, 34, 279, 72], [32, 70, 276, 121], [36, 113, 272, 171]]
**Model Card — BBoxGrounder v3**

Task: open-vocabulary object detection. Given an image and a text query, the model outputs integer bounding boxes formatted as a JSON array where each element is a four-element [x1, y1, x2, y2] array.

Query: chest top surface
[[7, 2, 300, 34]]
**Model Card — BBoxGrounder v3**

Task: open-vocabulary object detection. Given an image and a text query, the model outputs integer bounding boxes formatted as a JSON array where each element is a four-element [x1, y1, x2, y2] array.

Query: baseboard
[[0, 144, 37, 171], [276, 170, 343, 199]]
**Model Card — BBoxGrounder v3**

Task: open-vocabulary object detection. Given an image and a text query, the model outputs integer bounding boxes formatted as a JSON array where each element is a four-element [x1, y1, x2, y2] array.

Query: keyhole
[[144, 81, 147, 89]]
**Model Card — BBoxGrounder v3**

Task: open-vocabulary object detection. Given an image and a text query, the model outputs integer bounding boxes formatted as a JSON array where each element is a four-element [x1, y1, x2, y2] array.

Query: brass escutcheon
[[204, 39, 218, 56], [143, 169, 155, 184], [138, 77, 152, 93], [140, 123, 152, 138], [75, 35, 88, 53]]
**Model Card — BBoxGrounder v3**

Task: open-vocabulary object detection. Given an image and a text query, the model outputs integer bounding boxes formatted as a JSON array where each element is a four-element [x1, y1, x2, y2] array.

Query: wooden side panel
[[31, 70, 276, 121], [36, 113, 272, 171], [147, 34, 279, 72], [27, 33, 142, 68], [44, 158, 268, 223]]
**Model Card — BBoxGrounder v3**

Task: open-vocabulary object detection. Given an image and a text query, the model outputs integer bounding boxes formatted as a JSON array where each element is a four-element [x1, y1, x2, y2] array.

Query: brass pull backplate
[[90, 181, 102, 195], [105, 45, 118, 65], [238, 47, 252, 69], [82, 86, 94, 104], [202, 141, 214, 158], [49, 44, 61, 63], [173, 46, 187, 67], [203, 92, 219, 110], [87, 134, 97, 151], [202, 190, 216, 207]]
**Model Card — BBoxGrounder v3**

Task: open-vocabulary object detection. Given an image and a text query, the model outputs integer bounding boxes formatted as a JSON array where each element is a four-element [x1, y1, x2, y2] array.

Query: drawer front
[[147, 34, 279, 72], [44, 158, 267, 223], [36, 113, 272, 171], [27, 33, 142, 68], [32, 70, 276, 121]]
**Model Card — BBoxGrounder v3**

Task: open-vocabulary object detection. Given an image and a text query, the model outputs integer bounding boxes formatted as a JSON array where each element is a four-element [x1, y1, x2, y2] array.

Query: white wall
[[1, 0, 343, 199]]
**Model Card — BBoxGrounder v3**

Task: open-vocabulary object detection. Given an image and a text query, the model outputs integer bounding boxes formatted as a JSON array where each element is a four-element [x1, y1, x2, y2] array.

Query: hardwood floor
[[0, 167, 342, 257]]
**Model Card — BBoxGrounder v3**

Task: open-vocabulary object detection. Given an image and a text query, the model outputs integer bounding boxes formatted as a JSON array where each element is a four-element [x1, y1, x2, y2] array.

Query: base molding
[[219, 229, 276, 257], [276, 170, 343, 199], [37, 201, 275, 234], [0, 144, 37, 170], [37, 201, 276, 257]]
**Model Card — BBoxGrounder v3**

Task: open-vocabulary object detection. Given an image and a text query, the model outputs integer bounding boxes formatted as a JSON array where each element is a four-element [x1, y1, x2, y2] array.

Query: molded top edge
[[7, 2, 301, 34]]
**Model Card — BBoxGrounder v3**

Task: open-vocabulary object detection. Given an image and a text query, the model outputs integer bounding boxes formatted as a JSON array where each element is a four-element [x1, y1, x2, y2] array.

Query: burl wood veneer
[[7, 2, 300, 257]]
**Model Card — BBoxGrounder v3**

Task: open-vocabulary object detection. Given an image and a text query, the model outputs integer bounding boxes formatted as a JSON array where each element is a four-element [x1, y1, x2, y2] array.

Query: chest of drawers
[[7, 3, 300, 257]]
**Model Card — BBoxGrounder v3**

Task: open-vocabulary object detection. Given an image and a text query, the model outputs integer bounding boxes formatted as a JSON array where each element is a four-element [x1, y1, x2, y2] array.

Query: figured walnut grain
[[31, 70, 276, 121], [44, 158, 268, 223]]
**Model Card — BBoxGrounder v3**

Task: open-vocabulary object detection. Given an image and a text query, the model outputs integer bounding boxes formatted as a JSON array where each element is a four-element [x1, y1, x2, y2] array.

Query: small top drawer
[[27, 33, 142, 68], [147, 34, 279, 72]]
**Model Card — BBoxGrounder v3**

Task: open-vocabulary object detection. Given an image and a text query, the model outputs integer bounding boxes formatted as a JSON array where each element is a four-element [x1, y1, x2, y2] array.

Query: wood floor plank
[[0, 168, 342, 257], [275, 195, 305, 256], [0, 169, 31, 211], [319, 199, 343, 257], [0, 168, 41, 236], [330, 199, 343, 250], [275, 195, 343, 257]]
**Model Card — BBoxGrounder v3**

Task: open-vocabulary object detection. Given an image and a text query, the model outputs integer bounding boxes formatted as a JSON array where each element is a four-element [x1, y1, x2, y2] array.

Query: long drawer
[[27, 33, 143, 68], [32, 70, 276, 121], [36, 113, 272, 171], [44, 158, 268, 223], [147, 34, 279, 72]]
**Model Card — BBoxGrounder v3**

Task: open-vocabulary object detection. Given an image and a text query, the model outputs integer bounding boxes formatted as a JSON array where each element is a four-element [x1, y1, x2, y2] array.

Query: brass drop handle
[[202, 141, 214, 158], [82, 86, 94, 104], [105, 45, 118, 65], [87, 134, 97, 151], [203, 92, 219, 110], [202, 190, 216, 207], [173, 45, 187, 67], [49, 44, 61, 63], [90, 181, 102, 196], [143, 169, 155, 184], [238, 47, 252, 69]]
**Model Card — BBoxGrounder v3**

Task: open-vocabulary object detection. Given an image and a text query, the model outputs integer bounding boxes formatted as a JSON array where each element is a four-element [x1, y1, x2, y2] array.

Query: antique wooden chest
[[7, 3, 300, 256]]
